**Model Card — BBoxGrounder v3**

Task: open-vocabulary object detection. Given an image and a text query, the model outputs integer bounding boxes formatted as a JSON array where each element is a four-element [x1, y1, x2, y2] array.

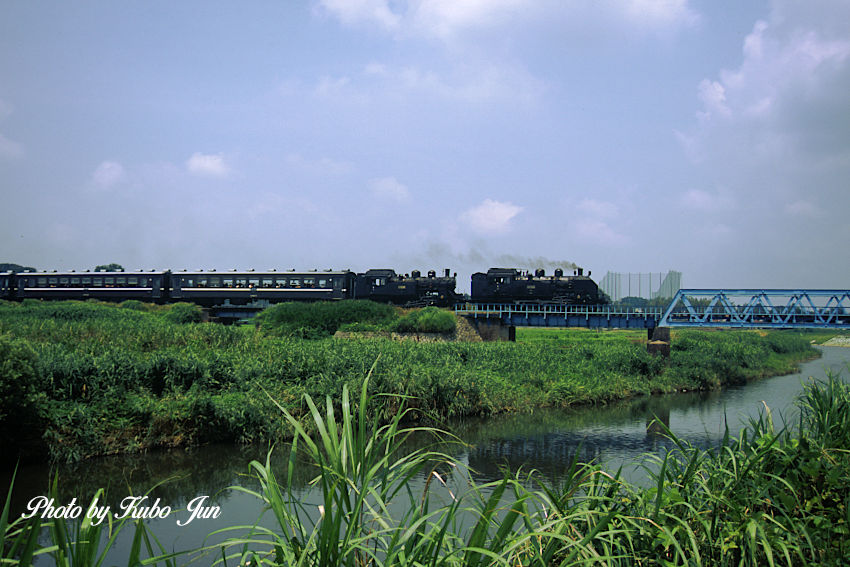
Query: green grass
[[9, 371, 850, 565], [517, 327, 648, 344], [0, 300, 820, 462], [784, 329, 850, 345]]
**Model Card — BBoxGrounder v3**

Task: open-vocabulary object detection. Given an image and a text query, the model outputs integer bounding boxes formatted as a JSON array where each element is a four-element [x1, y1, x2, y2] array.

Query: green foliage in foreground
[[4, 374, 850, 566], [0, 301, 817, 461], [256, 300, 397, 339], [257, 301, 456, 338], [390, 306, 456, 334]]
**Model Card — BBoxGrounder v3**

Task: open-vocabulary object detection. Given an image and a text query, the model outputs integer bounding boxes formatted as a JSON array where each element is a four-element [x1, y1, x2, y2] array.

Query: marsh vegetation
[[0, 300, 821, 462]]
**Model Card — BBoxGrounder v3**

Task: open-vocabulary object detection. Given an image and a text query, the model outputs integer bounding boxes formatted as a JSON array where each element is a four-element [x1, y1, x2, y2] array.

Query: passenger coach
[[169, 270, 353, 306], [14, 270, 168, 302], [0, 271, 14, 301]]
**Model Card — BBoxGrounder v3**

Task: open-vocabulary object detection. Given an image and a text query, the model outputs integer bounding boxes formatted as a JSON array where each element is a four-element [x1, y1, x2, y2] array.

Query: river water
[[5, 346, 850, 564]]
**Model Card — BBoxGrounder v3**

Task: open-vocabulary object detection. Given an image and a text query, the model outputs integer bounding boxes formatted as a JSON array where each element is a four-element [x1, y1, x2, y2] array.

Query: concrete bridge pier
[[647, 326, 671, 356], [467, 318, 516, 341]]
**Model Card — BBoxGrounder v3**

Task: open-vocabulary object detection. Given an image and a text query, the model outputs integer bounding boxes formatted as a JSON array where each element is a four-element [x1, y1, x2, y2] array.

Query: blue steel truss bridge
[[658, 289, 850, 329], [455, 290, 850, 331]]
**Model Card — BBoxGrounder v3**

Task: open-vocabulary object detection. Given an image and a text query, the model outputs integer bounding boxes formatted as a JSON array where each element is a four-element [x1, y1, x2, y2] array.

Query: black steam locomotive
[[1, 265, 603, 307], [471, 267, 601, 305]]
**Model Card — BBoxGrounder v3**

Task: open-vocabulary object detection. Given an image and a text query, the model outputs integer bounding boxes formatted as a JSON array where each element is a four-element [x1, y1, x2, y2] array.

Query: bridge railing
[[455, 303, 664, 318], [659, 289, 850, 328]]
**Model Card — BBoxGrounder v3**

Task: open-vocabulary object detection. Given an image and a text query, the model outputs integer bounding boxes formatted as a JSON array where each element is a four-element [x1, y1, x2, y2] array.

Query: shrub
[[164, 302, 204, 324], [256, 300, 396, 339], [119, 299, 147, 311], [0, 334, 41, 423], [392, 307, 456, 334]]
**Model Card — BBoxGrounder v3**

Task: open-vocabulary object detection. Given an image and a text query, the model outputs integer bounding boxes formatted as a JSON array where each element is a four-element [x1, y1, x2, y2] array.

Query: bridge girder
[[658, 289, 850, 329]]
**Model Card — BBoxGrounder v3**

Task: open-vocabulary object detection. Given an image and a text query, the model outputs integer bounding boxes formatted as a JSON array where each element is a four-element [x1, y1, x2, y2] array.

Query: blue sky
[[1, 0, 848, 291]]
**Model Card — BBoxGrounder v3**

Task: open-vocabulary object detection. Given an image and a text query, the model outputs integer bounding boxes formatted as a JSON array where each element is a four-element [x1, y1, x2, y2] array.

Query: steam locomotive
[[472, 267, 600, 305], [0, 265, 603, 307]]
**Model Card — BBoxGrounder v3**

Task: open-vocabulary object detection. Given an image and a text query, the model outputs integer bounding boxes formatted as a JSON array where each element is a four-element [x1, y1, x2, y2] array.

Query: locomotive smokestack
[[578, 268, 583, 276], [535, 269, 545, 277], [444, 268, 450, 278]]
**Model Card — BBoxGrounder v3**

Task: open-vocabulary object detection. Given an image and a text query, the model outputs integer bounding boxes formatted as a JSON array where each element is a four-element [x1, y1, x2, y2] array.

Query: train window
[[37, 277, 47, 286], [60, 277, 69, 286], [70, 277, 80, 285], [128, 277, 138, 285], [249, 278, 259, 287], [48, 277, 58, 286], [82, 277, 92, 285], [289, 279, 300, 287], [236, 278, 248, 288], [261, 278, 273, 288], [208, 277, 218, 287], [222, 278, 233, 288], [137, 278, 148, 287], [104, 277, 115, 287], [93, 278, 103, 287], [318, 278, 327, 287], [183, 278, 194, 288], [304, 278, 314, 287], [116, 277, 126, 286]]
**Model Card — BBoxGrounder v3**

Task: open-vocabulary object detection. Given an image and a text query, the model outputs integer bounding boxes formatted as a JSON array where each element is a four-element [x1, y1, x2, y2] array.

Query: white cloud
[[0, 99, 23, 159], [784, 200, 822, 217], [681, 0, 850, 225], [285, 153, 353, 175], [315, 75, 351, 97], [186, 152, 230, 177], [411, 0, 526, 38], [696, 79, 730, 122], [0, 99, 12, 120], [460, 198, 523, 234], [623, 0, 699, 31], [571, 197, 625, 245], [370, 176, 410, 202], [91, 161, 126, 189], [0, 132, 23, 159], [318, 0, 698, 39], [680, 189, 733, 212], [364, 62, 387, 75], [317, 0, 400, 30], [362, 62, 545, 104], [573, 218, 626, 246], [691, 16, 850, 134], [577, 198, 618, 219]]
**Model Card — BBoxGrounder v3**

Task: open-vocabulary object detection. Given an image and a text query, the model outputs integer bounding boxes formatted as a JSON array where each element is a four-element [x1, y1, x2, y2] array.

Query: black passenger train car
[[0, 271, 13, 301], [169, 270, 353, 306], [14, 271, 169, 302], [353, 268, 459, 306], [471, 267, 602, 305]]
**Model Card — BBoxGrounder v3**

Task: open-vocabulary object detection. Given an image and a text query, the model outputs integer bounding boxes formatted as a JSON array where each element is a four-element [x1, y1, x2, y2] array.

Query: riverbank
[[4, 371, 850, 566], [0, 300, 827, 462]]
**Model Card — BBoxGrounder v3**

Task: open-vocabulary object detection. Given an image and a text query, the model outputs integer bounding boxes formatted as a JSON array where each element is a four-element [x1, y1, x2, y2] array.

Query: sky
[[1, 0, 848, 292]]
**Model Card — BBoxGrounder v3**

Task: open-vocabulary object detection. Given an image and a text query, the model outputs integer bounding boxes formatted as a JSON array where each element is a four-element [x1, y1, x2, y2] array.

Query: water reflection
[[2, 347, 848, 565]]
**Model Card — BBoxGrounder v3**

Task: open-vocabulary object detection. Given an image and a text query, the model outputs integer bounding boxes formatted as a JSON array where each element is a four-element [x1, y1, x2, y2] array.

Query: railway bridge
[[455, 289, 850, 340]]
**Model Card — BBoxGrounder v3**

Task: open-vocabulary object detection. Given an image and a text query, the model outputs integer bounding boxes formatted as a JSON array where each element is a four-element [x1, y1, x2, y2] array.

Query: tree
[[0, 263, 36, 273], [94, 263, 124, 272]]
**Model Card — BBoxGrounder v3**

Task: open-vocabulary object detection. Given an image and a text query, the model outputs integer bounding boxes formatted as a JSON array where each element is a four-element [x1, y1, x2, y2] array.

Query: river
[[4, 346, 849, 564]]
